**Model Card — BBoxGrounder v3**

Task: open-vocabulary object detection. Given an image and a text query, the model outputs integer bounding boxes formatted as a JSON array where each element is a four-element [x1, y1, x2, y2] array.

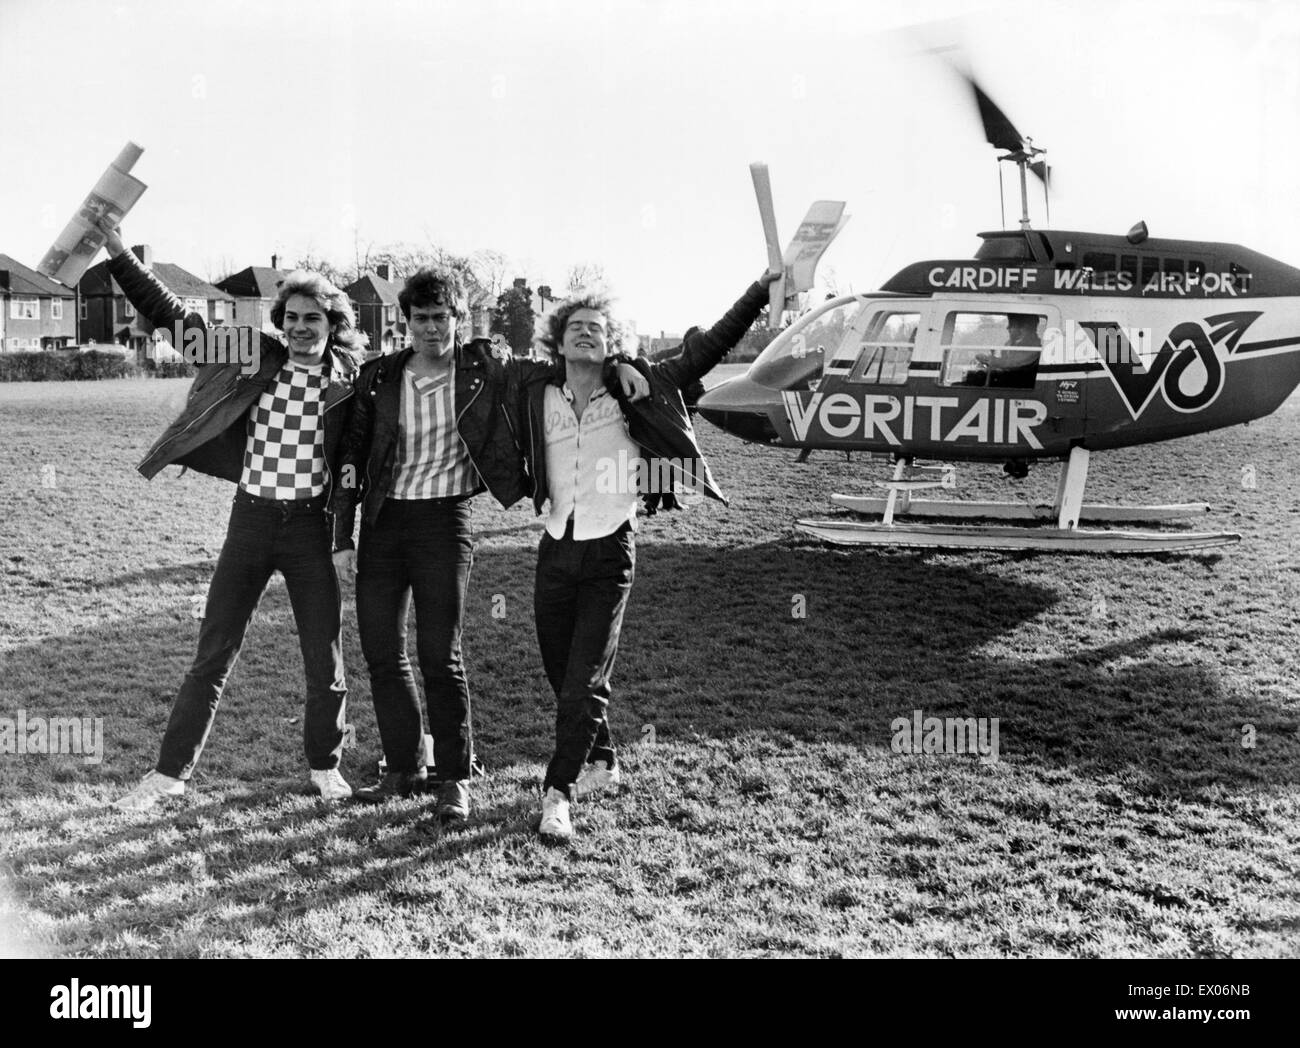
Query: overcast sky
[[2, 0, 1297, 333]]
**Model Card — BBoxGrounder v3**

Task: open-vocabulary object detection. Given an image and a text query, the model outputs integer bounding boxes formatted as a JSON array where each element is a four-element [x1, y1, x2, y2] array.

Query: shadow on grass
[[0, 535, 1293, 953], [2, 536, 1289, 797]]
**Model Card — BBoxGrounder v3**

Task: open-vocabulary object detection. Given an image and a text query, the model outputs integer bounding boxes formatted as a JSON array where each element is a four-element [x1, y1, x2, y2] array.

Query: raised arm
[[654, 270, 780, 390], [101, 224, 208, 338]]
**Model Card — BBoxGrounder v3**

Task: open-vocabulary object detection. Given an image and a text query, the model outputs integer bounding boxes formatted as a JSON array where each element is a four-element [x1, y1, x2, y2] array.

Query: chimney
[[271, 253, 278, 269], [376, 263, 390, 281], [513, 277, 527, 289], [131, 244, 153, 269]]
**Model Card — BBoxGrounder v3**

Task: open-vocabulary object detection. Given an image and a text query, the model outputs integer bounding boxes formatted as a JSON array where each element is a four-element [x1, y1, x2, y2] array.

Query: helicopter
[[695, 71, 1300, 553]]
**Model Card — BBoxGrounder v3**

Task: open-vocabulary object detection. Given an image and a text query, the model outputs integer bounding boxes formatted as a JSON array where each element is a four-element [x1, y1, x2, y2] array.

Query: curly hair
[[535, 290, 637, 360], [399, 267, 468, 321], [270, 271, 368, 355]]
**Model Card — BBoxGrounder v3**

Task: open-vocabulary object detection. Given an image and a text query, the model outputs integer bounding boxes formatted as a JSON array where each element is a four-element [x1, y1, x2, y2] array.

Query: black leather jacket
[[116, 251, 361, 547], [330, 344, 555, 548], [518, 279, 769, 514]]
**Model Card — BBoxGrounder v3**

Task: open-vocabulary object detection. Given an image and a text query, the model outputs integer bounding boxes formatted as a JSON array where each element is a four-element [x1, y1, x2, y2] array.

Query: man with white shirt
[[521, 271, 779, 840]]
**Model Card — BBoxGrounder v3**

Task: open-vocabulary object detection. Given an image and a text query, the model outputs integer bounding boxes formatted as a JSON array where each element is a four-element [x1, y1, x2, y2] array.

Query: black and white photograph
[[0, 0, 1296, 994]]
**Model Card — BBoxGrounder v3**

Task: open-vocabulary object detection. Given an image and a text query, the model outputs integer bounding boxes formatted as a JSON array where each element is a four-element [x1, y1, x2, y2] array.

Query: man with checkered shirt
[[103, 225, 368, 811]]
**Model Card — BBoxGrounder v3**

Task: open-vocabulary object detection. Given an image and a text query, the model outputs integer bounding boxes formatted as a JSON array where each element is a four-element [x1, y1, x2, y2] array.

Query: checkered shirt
[[239, 360, 329, 499]]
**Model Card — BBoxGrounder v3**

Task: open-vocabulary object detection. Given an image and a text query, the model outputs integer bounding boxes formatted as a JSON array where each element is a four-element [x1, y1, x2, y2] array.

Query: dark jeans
[[355, 497, 474, 780], [157, 492, 347, 780], [535, 521, 635, 794]]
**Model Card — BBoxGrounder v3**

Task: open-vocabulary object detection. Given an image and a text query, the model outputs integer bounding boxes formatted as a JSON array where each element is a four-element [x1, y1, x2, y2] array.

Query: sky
[[1, 0, 1298, 334]]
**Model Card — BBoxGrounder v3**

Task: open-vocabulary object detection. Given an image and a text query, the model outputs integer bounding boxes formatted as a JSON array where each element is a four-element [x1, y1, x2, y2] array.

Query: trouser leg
[[278, 507, 347, 771], [542, 525, 635, 794], [356, 506, 424, 774], [157, 500, 275, 780], [407, 499, 474, 782]]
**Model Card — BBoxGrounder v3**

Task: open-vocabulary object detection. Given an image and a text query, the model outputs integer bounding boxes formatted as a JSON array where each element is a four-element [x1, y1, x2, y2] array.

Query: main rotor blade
[[964, 73, 1025, 153]]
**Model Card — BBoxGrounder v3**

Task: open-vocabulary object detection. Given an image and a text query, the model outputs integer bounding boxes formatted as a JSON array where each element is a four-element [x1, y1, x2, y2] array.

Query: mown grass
[[0, 374, 1297, 957]]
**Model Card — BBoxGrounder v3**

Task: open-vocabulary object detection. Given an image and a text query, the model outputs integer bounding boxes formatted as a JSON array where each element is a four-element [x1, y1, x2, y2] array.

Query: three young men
[[110, 236, 775, 842]]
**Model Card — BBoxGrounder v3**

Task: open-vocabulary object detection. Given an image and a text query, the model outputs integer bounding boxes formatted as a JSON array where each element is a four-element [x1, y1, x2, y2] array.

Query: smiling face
[[281, 294, 334, 363], [559, 308, 609, 365], [409, 303, 457, 361]]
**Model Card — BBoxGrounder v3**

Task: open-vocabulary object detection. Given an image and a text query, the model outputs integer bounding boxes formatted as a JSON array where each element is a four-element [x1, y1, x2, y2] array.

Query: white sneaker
[[111, 771, 186, 811], [311, 768, 352, 802], [573, 760, 621, 800], [539, 787, 573, 840]]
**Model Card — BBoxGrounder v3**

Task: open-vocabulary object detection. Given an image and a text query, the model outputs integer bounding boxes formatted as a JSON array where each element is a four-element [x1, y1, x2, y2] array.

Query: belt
[[233, 490, 328, 513]]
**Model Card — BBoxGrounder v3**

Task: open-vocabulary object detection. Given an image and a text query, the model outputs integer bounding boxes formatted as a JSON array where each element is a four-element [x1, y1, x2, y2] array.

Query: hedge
[[0, 352, 195, 382]]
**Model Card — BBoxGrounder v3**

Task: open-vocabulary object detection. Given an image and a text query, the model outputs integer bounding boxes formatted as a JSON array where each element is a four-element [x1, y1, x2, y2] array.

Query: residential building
[[215, 255, 292, 333], [344, 265, 406, 357], [0, 254, 77, 350]]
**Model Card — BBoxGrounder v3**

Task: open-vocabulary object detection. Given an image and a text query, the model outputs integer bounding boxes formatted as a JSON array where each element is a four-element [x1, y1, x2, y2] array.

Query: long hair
[[535, 289, 637, 360], [270, 270, 368, 358]]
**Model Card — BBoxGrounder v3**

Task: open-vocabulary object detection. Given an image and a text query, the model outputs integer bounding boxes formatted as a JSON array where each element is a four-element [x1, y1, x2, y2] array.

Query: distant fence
[[0, 352, 194, 382]]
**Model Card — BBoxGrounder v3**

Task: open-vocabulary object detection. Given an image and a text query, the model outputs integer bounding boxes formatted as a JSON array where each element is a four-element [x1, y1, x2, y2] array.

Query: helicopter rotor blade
[[962, 72, 1025, 154]]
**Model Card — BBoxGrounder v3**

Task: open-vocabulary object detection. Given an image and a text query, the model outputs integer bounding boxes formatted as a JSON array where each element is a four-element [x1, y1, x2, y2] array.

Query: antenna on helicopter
[[962, 71, 1051, 230]]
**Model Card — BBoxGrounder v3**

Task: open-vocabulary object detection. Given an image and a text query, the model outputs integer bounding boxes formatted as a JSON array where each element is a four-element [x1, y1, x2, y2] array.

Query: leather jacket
[[113, 250, 361, 547], [519, 279, 769, 514], [330, 343, 554, 547]]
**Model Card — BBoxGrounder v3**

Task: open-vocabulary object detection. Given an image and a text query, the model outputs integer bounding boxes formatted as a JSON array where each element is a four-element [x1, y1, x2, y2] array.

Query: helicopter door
[[932, 304, 1079, 452]]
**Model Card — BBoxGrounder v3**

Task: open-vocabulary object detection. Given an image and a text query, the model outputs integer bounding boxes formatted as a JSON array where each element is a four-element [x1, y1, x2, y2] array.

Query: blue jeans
[[355, 497, 474, 780], [156, 492, 347, 780], [535, 521, 635, 794]]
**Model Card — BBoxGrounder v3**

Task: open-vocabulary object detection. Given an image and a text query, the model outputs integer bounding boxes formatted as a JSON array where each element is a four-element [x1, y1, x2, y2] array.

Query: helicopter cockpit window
[[843, 311, 917, 385], [748, 300, 861, 391], [940, 312, 1043, 389], [975, 236, 1032, 261]]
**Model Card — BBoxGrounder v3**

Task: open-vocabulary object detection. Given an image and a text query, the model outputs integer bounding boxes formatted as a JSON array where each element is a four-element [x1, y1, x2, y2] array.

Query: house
[[0, 254, 77, 350], [79, 245, 235, 365], [215, 255, 292, 333], [343, 264, 406, 356]]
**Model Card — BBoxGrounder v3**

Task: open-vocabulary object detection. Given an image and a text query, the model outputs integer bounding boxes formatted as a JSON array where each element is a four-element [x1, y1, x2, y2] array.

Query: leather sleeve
[[654, 280, 767, 389], [106, 250, 208, 345], [329, 364, 376, 551]]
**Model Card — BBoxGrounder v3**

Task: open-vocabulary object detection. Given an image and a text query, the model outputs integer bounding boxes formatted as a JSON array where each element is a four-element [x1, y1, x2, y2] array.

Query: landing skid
[[828, 495, 1212, 524], [799, 449, 1241, 554]]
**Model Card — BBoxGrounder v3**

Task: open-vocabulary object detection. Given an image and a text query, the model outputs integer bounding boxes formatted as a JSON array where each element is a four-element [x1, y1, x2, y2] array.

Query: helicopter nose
[[696, 372, 781, 443]]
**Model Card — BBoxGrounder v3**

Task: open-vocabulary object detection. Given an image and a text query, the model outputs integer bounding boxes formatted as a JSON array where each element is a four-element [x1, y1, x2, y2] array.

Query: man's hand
[[333, 549, 356, 578], [759, 267, 784, 287], [617, 362, 650, 402], [96, 220, 126, 259]]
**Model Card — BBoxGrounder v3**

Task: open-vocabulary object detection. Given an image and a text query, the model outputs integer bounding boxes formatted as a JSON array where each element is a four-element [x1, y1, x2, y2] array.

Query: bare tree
[[203, 255, 237, 285], [566, 261, 608, 294]]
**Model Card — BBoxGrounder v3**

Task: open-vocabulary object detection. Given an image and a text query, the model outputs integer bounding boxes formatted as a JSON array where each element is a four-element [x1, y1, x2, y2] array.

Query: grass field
[[1, 373, 1298, 957]]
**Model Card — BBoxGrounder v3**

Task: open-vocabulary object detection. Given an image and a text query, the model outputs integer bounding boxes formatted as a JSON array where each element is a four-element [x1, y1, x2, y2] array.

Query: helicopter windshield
[[748, 298, 865, 390]]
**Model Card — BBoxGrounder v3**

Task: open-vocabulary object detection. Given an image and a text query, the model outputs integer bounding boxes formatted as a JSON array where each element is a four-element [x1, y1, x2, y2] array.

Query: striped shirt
[[239, 360, 329, 499], [389, 365, 479, 500]]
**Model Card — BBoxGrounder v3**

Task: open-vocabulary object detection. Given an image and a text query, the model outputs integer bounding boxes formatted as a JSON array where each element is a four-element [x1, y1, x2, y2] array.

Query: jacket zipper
[[147, 381, 241, 458]]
